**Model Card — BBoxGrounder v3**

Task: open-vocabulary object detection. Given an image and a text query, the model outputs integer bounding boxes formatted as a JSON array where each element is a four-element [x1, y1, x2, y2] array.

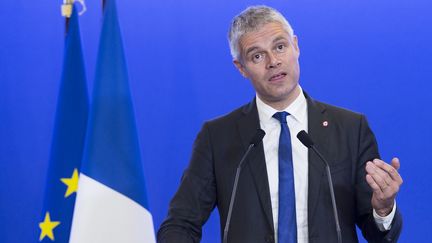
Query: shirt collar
[[256, 86, 307, 125]]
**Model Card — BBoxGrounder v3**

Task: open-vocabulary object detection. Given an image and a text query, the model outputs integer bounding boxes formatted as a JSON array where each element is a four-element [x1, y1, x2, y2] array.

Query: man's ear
[[233, 59, 248, 78], [292, 35, 300, 54]]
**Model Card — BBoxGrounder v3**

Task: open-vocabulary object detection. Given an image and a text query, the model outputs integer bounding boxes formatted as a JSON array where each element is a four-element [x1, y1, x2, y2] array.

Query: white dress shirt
[[255, 87, 395, 243]]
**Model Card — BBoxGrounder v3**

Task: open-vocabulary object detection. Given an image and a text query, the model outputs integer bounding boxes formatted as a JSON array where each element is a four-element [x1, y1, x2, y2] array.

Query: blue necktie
[[273, 112, 297, 243]]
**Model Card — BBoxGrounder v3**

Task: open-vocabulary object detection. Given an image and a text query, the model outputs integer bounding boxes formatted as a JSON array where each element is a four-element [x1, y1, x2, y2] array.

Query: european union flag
[[69, 0, 156, 242], [38, 4, 88, 242]]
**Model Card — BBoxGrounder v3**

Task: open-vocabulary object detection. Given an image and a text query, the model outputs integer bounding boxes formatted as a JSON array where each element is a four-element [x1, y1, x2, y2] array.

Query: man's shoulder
[[311, 97, 365, 121], [194, 100, 255, 141], [202, 100, 255, 130]]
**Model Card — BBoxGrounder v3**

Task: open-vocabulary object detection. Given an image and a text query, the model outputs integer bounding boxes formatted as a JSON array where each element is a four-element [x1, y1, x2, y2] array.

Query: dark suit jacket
[[158, 93, 402, 243]]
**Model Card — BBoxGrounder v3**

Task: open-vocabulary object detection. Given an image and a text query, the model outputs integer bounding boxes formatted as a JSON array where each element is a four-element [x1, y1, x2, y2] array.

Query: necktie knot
[[273, 111, 290, 124]]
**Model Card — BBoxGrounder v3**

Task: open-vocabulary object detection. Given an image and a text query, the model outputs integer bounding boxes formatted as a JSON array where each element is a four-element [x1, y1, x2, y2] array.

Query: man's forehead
[[239, 24, 291, 53]]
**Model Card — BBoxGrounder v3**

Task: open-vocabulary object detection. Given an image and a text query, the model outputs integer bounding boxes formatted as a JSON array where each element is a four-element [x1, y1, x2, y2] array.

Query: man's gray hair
[[228, 5, 294, 60]]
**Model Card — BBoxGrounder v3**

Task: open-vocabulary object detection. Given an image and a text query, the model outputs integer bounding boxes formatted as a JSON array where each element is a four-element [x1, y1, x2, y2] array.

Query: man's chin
[[261, 89, 300, 107]]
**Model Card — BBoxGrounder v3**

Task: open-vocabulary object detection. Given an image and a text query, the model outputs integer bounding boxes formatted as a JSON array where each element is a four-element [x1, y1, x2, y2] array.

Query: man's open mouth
[[269, 72, 287, 81]]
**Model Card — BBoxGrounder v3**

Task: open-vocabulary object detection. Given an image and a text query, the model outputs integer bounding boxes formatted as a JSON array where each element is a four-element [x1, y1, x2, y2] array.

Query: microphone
[[297, 130, 342, 243], [223, 129, 265, 243]]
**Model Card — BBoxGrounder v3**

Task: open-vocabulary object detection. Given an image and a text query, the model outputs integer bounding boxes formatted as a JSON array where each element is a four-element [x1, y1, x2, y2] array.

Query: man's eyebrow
[[245, 46, 259, 57], [273, 36, 289, 43]]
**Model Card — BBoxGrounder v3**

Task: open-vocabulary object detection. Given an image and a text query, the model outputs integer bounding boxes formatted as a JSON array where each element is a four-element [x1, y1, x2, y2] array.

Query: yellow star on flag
[[60, 168, 79, 198], [39, 212, 60, 241]]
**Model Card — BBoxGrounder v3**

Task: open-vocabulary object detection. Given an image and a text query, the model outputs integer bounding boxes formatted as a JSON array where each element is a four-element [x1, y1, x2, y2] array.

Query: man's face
[[234, 22, 300, 109]]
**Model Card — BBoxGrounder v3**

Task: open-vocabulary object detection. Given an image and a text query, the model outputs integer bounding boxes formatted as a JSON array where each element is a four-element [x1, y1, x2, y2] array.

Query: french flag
[[69, 0, 156, 242]]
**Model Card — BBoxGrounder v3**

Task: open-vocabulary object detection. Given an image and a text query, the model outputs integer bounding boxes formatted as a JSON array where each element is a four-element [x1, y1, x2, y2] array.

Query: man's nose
[[266, 52, 281, 69]]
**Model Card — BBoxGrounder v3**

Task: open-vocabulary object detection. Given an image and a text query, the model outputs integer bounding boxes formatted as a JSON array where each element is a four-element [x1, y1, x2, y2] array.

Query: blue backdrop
[[1, 0, 431, 242]]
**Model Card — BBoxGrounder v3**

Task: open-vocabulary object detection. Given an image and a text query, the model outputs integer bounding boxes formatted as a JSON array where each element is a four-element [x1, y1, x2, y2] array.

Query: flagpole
[[61, 0, 73, 35], [62, 0, 87, 35]]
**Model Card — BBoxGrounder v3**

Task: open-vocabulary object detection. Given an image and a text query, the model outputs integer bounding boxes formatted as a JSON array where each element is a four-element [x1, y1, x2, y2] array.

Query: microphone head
[[250, 129, 266, 146], [297, 130, 314, 148]]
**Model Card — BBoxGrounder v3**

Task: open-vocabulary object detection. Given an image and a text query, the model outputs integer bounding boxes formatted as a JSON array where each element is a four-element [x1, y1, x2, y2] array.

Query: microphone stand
[[223, 143, 255, 243], [310, 146, 342, 243]]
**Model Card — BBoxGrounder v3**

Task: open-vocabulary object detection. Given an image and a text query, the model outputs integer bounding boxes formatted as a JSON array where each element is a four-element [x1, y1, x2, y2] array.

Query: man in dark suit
[[158, 5, 402, 243]]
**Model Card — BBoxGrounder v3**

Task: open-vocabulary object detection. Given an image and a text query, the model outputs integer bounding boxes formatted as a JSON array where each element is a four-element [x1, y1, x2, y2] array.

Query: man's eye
[[252, 53, 263, 62], [276, 44, 286, 52]]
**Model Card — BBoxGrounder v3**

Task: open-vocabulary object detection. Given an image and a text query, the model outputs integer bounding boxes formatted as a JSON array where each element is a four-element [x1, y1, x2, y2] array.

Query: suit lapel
[[305, 93, 330, 234], [237, 99, 274, 232]]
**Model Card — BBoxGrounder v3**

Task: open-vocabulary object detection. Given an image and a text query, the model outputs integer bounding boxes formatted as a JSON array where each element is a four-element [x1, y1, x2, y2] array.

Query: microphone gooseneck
[[297, 130, 343, 243], [223, 129, 265, 243]]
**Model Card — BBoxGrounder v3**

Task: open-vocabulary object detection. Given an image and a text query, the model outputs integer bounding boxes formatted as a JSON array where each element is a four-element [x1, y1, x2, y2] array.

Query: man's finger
[[366, 174, 383, 194], [389, 158, 403, 184], [373, 159, 403, 184], [366, 162, 392, 189], [391, 157, 400, 170], [366, 162, 393, 194]]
